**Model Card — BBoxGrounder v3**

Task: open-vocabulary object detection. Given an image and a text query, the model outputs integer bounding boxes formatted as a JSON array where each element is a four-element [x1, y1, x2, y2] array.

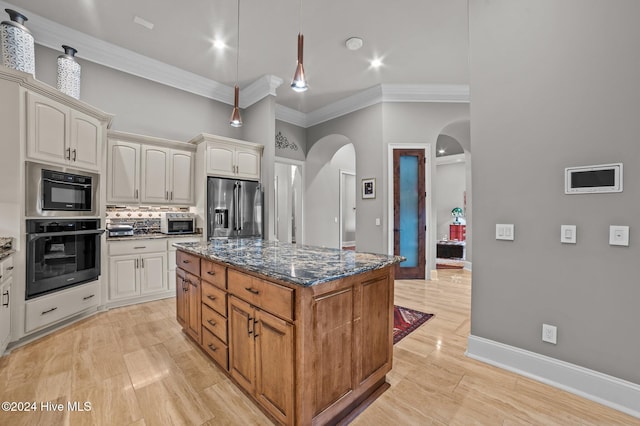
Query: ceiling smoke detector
[[345, 37, 363, 51]]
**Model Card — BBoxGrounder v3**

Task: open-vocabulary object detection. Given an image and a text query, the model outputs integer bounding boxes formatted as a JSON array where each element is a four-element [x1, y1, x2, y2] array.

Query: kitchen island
[[173, 238, 403, 426]]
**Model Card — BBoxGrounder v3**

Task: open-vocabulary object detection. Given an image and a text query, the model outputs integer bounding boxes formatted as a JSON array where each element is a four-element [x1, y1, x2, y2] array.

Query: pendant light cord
[[298, 0, 302, 34], [236, 0, 240, 86]]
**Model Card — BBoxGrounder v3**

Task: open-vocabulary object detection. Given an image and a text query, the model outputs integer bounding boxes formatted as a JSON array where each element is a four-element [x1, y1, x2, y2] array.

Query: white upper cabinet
[[206, 140, 262, 180], [107, 132, 194, 205], [141, 146, 169, 203], [170, 150, 194, 204], [140, 146, 193, 204], [107, 140, 141, 203], [26, 91, 103, 171]]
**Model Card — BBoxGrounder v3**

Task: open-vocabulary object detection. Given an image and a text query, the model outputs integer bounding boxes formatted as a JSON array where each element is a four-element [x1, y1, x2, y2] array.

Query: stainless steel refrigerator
[[207, 177, 263, 239]]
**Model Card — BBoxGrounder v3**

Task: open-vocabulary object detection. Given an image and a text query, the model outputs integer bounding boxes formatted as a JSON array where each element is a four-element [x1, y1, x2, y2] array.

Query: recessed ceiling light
[[370, 58, 383, 68], [213, 39, 226, 49], [133, 16, 154, 30], [438, 148, 445, 154], [345, 37, 363, 51]]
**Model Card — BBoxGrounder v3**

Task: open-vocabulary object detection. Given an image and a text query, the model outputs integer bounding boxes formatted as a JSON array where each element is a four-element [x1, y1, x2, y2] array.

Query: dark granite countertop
[[173, 238, 405, 287]]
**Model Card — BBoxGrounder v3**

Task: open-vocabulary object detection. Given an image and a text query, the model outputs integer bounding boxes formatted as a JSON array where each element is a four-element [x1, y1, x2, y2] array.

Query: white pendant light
[[230, 0, 243, 127], [291, 0, 308, 92]]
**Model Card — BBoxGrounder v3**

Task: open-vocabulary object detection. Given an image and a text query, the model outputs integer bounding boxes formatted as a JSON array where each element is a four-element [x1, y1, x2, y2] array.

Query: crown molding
[[275, 104, 308, 128], [381, 84, 470, 103], [240, 74, 283, 109], [436, 153, 466, 166], [276, 83, 470, 128]]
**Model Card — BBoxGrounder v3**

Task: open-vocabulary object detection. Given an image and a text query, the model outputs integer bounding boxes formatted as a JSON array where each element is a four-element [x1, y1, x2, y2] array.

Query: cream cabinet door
[[207, 142, 235, 178], [107, 140, 140, 203], [235, 146, 261, 180], [108, 255, 140, 300], [26, 91, 69, 165], [169, 150, 193, 204], [141, 146, 170, 203], [70, 110, 101, 171], [0, 277, 11, 352], [140, 252, 167, 295]]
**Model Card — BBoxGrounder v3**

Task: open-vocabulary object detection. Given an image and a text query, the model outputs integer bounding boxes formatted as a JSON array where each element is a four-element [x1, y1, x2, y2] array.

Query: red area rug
[[393, 305, 434, 345]]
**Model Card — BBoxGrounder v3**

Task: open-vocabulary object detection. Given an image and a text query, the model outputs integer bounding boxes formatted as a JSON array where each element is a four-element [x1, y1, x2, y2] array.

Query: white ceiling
[[3, 0, 469, 115]]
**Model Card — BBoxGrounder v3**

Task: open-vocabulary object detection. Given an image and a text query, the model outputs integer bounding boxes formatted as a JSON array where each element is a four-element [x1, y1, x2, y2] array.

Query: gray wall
[[305, 144, 355, 248], [307, 104, 385, 254], [436, 161, 466, 242], [470, 0, 640, 384], [275, 120, 306, 161], [34, 45, 238, 142]]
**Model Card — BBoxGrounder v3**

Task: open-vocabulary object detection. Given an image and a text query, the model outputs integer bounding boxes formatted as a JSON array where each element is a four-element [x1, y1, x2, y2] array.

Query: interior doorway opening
[[274, 159, 304, 244], [340, 171, 356, 250]]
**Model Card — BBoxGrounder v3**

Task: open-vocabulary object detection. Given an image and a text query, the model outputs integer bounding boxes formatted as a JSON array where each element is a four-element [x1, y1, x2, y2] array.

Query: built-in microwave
[[160, 212, 196, 234], [26, 162, 99, 217]]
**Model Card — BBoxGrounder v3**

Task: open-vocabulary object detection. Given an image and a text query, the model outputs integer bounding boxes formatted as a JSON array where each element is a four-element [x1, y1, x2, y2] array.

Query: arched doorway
[[305, 134, 356, 249]]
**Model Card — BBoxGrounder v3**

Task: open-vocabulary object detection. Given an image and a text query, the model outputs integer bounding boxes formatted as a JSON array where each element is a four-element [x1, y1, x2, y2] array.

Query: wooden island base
[[175, 245, 397, 426]]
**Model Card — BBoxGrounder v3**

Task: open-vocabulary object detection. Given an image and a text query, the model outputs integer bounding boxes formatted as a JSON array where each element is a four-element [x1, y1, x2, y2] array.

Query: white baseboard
[[463, 261, 472, 271], [466, 335, 640, 419]]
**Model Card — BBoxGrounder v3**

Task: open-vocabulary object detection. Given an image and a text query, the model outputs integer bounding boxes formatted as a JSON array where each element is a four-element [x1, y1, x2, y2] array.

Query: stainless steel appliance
[[160, 212, 196, 234], [207, 177, 262, 239], [26, 162, 99, 217], [107, 224, 134, 237], [26, 219, 104, 299]]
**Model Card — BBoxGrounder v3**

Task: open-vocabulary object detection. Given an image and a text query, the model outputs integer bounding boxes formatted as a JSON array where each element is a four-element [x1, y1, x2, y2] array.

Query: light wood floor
[[0, 269, 637, 425]]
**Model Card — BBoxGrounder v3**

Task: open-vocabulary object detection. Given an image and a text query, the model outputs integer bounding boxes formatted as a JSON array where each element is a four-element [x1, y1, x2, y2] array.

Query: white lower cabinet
[[0, 255, 14, 353], [108, 239, 168, 302], [25, 282, 100, 333]]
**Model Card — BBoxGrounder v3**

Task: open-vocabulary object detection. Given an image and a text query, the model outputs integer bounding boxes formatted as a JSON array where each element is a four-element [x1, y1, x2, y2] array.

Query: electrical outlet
[[542, 324, 557, 344]]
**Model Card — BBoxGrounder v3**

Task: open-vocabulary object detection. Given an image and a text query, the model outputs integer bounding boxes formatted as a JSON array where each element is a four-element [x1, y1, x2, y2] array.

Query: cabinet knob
[[207, 344, 217, 352], [245, 287, 260, 295], [207, 271, 216, 276], [207, 295, 216, 301], [207, 320, 216, 327]]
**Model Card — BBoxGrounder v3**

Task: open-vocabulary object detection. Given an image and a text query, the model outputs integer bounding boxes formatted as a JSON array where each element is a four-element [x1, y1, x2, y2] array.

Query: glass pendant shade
[[291, 33, 308, 92], [230, 85, 242, 127]]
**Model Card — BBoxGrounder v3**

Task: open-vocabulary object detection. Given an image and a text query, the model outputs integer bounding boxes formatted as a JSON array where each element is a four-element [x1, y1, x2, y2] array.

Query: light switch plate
[[561, 225, 576, 244], [609, 225, 629, 246], [496, 224, 515, 241]]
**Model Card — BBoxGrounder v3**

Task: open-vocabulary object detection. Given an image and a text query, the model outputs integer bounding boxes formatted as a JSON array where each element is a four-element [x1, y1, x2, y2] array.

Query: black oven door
[[42, 173, 92, 212], [26, 220, 104, 299]]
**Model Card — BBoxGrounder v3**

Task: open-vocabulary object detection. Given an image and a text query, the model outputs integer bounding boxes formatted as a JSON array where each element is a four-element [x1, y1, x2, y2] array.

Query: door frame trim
[[387, 143, 433, 280], [274, 157, 306, 245], [339, 170, 356, 249]]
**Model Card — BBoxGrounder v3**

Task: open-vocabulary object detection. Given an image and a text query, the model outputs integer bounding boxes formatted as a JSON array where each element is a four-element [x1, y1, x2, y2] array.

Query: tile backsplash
[[105, 205, 191, 235]]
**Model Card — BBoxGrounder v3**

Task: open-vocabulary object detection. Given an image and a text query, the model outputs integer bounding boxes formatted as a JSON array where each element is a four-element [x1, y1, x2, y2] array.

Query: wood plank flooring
[[0, 269, 637, 425]]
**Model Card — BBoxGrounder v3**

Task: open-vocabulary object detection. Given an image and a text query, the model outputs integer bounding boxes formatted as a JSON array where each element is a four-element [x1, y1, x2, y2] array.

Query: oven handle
[[27, 229, 105, 240], [42, 178, 91, 188]]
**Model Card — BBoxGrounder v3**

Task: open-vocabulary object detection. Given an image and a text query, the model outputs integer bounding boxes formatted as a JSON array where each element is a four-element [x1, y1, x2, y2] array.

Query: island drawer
[[202, 304, 227, 343], [202, 281, 227, 315], [201, 259, 226, 289], [202, 327, 228, 370], [228, 270, 293, 322], [176, 251, 200, 276]]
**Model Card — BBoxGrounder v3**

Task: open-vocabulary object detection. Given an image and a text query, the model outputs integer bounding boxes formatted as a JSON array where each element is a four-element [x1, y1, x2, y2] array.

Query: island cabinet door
[[176, 270, 187, 327], [186, 275, 202, 344], [358, 273, 393, 384], [229, 296, 256, 394], [255, 309, 295, 425]]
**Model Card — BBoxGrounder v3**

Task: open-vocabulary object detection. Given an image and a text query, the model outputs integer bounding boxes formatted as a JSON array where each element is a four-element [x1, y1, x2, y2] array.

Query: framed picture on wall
[[362, 178, 376, 199]]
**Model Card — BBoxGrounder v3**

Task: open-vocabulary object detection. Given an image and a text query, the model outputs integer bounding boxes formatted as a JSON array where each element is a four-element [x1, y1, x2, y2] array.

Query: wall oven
[[26, 219, 104, 299], [26, 162, 99, 217]]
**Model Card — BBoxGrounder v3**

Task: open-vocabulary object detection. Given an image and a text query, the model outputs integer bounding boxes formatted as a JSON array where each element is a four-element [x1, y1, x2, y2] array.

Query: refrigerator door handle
[[238, 182, 244, 231], [234, 182, 240, 231]]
